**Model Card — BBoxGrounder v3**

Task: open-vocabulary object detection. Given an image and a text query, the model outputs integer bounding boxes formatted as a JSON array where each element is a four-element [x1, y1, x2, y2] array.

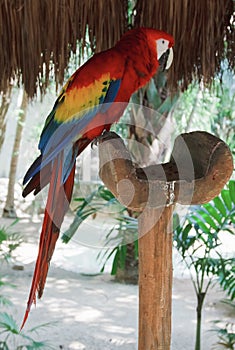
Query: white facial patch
[[156, 39, 173, 70], [156, 39, 170, 60]]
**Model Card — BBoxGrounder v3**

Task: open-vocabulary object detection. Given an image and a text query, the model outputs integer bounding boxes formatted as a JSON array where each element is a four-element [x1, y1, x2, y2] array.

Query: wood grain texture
[[138, 206, 173, 350]]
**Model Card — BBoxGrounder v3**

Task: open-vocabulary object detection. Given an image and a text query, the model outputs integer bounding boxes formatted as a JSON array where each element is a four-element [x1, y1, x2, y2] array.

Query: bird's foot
[[91, 131, 120, 148]]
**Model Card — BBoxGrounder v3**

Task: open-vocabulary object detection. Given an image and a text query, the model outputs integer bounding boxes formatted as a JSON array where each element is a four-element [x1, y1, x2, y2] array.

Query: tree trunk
[[195, 293, 206, 350], [3, 90, 28, 218], [0, 86, 12, 152], [115, 241, 139, 284]]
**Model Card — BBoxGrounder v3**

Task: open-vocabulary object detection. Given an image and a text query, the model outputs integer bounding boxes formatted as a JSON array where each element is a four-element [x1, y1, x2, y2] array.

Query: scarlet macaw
[[21, 27, 174, 327]]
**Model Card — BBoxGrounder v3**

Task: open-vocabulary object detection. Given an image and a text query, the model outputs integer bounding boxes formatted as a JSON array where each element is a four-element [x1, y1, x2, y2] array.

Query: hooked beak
[[159, 47, 173, 71]]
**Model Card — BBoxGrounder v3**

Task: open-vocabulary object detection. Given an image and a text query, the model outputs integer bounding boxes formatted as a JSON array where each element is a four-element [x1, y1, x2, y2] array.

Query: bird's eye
[[162, 40, 165, 44]]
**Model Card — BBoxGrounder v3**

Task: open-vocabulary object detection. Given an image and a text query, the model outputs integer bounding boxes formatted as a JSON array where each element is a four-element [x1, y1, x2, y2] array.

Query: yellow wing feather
[[55, 72, 112, 123]]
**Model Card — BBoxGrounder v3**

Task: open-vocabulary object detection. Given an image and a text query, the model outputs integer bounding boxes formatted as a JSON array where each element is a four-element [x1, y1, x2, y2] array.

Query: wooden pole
[[138, 206, 173, 350]]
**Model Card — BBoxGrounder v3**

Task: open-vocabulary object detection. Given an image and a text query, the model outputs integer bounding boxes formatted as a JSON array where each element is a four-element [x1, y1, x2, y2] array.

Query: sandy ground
[[2, 262, 232, 350], [0, 216, 234, 350]]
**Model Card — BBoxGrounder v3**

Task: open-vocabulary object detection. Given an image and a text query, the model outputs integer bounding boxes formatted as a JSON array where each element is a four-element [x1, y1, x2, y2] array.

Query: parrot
[[21, 27, 174, 328]]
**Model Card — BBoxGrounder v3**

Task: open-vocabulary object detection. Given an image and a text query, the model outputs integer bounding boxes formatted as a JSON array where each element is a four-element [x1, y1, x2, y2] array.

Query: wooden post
[[98, 130, 233, 350], [138, 206, 173, 350]]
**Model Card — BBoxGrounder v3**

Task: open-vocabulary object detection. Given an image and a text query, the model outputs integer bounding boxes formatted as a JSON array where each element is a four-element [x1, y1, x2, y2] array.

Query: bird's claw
[[91, 131, 120, 148]]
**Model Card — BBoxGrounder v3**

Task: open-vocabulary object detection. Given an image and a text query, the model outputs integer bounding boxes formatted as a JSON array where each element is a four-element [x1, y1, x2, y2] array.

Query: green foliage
[[0, 220, 19, 308], [212, 323, 235, 350], [0, 312, 55, 349], [0, 280, 15, 307], [62, 185, 120, 243], [0, 275, 55, 349], [0, 220, 22, 263], [211, 67, 235, 159], [97, 215, 138, 275], [174, 179, 235, 287], [0, 221, 54, 349], [216, 256, 235, 300], [212, 301, 235, 350], [212, 262, 235, 349], [63, 184, 139, 275], [174, 179, 235, 350], [173, 67, 235, 161]]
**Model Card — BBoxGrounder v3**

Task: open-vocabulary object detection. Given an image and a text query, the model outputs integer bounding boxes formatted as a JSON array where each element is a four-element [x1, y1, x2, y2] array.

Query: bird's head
[[145, 28, 174, 71], [115, 27, 174, 77]]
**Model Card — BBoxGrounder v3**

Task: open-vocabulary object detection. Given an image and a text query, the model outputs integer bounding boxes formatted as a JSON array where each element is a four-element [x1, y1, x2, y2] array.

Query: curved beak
[[165, 47, 173, 70], [159, 47, 174, 71]]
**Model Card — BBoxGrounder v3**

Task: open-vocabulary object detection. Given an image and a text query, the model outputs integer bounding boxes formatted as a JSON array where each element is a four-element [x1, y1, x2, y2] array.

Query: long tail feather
[[21, 138, 91, 329], [21, 156, 75, 329]]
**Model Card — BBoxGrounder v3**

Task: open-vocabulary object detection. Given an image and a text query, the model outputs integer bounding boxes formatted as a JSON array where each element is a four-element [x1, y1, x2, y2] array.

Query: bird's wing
[[23, 53, 124, 185]]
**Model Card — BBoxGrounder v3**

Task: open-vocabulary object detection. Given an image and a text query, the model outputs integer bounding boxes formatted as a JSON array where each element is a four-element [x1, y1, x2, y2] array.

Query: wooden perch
[[98, 131, 233, 211], [98, 131, 233, 350]]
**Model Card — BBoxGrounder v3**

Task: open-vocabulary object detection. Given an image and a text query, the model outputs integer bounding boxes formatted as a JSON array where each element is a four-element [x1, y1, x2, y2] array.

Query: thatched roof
[[0, 0, 234, 97]]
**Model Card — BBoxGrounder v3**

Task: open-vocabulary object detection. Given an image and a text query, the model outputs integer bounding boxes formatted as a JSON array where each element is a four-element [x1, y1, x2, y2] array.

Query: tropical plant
[[216, 255, 235, 301], [211, 65, 235, 160], [0, 279, 55, 350], [62, 185, 120, 243], [97, 214, 139, 283], [62, 185, 140, 282], [211, 254, 235, 350], [174, 179, 235, 350], [0, 312, 55, 350], [173, 66, 235, 162], [0, 220, 22, 263], [212, 300, 235, 350], [0, 221, 55, 349], [0, 221, 20, 308], [0, 279, 15, 308]]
